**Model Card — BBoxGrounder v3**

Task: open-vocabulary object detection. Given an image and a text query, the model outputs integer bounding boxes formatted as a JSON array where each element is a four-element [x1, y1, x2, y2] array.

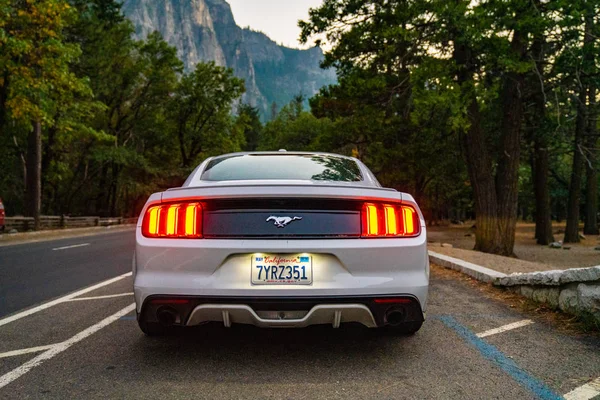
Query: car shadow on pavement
[[128, 323, 424, 384]]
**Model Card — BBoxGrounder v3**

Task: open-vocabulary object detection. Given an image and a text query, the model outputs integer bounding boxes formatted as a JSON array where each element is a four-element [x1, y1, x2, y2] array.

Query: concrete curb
[[495, 266, 600, 287], [428, 250, 507, 283], [428, 249, 600, 326]]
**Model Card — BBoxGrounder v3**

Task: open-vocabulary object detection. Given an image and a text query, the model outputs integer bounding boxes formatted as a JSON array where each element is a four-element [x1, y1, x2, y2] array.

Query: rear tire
[[381, 321, 423, 336]]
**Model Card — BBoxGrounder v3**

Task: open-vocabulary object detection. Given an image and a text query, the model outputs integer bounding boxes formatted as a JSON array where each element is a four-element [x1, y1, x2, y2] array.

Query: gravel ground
[[428, 222, 600, 273]]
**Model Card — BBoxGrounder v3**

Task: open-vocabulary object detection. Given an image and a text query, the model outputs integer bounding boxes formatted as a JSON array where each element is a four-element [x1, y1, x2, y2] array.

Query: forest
[[1, 0, 599, 257]]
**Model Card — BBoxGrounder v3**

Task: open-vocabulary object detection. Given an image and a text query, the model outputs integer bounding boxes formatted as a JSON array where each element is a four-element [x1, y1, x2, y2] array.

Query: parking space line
[[439, 316, 562, 400], [0, 303, 135, 390], [0, 272, 132, 328], [0, 345, 57, 359], [66, 293, 134, 302], [476, 319, 534, 338], [52, 243, 90, 251], [564, 377, 600, 400]]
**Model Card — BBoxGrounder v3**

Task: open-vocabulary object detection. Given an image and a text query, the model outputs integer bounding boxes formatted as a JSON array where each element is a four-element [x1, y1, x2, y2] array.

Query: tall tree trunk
[[534, 138, 555, 244], [42, 124, 57, 215], [565, 89, 587, 243], [25, 121, 42, 230], [0, 72, 8, 134], [584, 86, 599, 235], [496, 71, 524, 255], [452, 38, 501, 253], [530, 34, 555, 245], [494, 27, 528, 255], [565, 11, 594, 243], [96, 164, 108, 216]]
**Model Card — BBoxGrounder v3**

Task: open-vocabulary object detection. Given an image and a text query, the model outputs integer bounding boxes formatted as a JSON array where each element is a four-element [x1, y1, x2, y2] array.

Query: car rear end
[[134, 153, 429, 335]]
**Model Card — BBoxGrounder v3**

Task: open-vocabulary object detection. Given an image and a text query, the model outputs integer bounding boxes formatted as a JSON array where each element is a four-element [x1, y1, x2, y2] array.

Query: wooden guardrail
[[4, 216, 138, 232]]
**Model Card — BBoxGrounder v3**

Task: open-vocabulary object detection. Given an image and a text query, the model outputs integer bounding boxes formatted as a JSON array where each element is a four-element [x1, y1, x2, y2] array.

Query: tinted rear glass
[[201, 154, 363, 182]]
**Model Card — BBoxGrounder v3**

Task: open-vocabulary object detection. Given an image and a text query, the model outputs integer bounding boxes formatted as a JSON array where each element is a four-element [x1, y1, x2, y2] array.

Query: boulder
[[531, 287, 560, 308], [558, 285, 579, 313], [559, 267, 600, 283], [519, 286, 534, 298], [549, 242, 562, 249], [577, 284, 600, 317]]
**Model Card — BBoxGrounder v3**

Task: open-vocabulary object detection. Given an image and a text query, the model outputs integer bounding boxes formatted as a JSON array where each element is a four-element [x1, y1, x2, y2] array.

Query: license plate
[[251, 254, 313, 285]]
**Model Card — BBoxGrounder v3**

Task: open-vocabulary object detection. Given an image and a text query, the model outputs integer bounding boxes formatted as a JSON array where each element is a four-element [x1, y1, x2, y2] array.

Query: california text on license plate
[[251, 254, 313, 285]]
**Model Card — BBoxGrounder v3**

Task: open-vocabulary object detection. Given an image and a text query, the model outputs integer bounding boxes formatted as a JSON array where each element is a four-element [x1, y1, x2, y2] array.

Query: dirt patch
[[428, 222, 600, 271]]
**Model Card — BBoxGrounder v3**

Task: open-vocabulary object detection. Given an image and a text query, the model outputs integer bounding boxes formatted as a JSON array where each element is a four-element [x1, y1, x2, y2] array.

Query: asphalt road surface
[[0, 230, 599, 399]]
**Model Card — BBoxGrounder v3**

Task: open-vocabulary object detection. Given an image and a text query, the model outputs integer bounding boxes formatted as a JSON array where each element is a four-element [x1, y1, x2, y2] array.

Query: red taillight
[[150, 299, 191, 305], [361, 203, 420, 238], [374, 298, 412, 304], [142, 202, 202, 238]]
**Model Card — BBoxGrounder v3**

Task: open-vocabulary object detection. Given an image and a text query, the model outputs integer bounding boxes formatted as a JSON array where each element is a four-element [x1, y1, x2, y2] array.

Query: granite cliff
[[122, 0, 336, 118]]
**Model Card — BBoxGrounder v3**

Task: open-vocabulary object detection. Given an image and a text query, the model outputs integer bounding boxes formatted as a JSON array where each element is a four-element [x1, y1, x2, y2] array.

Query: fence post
[[60, 215, 66, 229], [95, 217, 99, 227]]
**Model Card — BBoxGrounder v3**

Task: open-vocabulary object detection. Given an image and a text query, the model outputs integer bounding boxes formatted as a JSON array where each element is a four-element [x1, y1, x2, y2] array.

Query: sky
[[227, 0, 324, 49]]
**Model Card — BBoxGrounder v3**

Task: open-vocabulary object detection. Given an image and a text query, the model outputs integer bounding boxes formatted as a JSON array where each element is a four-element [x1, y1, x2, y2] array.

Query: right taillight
[[142, 202, 202, 238], [361, 203, 420, 238]]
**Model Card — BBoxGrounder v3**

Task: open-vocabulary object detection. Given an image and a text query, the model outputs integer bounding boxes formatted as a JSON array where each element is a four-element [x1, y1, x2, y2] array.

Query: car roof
[[209, 151, 357, 160]]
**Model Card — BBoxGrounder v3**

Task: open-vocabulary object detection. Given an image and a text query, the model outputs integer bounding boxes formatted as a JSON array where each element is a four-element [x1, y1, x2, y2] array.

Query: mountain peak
[[122, 0, 335, 117]]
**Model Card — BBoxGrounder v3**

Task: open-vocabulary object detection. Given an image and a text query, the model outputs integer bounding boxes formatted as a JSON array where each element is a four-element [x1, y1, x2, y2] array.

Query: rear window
[[201, 154, 363, 182]]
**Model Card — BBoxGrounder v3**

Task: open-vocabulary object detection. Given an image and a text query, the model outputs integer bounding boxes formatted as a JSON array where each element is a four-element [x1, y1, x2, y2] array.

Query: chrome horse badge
[[266, 216, 303, 228]]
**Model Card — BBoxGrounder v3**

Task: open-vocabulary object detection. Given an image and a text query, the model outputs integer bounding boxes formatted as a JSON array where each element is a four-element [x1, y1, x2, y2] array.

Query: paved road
[[0, 230, 135, 317], [0, 232, 599, 399]]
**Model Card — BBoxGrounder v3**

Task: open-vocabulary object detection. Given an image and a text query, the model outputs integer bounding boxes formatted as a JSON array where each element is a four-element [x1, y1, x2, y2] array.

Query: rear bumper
[[135, 235, 430, 306], [139, 295, 425, 328]]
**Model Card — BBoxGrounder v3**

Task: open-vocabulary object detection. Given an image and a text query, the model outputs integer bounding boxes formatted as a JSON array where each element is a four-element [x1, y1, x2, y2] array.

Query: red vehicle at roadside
[[0, 198, 5, 232]]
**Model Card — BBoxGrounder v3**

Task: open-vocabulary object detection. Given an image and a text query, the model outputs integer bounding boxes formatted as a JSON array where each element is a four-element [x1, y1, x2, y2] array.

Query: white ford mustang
[[134, 151, 429, 335]]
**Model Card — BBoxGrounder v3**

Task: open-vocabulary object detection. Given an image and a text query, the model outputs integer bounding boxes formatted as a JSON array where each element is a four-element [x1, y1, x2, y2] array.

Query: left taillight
[[142, 202, 202, 239]]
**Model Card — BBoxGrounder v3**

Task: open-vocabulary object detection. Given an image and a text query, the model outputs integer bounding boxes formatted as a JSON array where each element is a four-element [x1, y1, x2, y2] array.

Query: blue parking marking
[[438, 316, 563, 400], [119, 316, 136, 321]]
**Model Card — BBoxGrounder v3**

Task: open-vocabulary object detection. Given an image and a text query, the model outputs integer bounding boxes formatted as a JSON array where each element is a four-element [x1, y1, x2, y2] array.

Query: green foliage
[[300, 0, 600, 228], [259, 96, 333, 152], [238, 104, 262, 151], [0, 0, 247, 217], [0, 0, 88, 125], [169, 62, 245, 167], [1, 0, 598, 230]]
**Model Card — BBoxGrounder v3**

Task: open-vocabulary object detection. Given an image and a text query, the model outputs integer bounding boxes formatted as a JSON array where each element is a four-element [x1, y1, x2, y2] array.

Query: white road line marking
[[0, 345, 57, 359], [0, 272, 133, 328], [52, 243, 90, 251], [0, 303, 135, 390], [476, 319, 534, 338], [66, 293, 134, 302], [564, 377, 600, 400]]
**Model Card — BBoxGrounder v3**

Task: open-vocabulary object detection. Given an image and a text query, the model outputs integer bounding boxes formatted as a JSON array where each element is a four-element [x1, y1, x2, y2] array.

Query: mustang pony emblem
[[266, 216, 303, 228]]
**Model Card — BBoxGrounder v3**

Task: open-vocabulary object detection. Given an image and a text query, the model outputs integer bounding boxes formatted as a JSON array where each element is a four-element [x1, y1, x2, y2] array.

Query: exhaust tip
[[156, 306, 178, 327], [385, 308, 405, 326]]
